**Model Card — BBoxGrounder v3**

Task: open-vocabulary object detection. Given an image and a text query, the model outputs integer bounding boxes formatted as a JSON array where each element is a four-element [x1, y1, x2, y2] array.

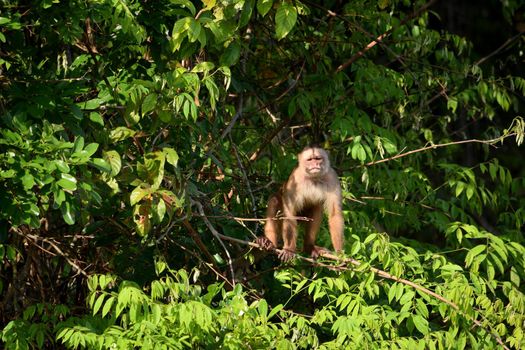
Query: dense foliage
[[1, 0, 524, 348]]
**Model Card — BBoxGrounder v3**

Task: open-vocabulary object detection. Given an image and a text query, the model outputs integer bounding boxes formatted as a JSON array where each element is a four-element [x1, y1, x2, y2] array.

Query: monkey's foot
[[278, 248, 296, 262], [310, 246, 330, 260], [255, 236, 275, 251]]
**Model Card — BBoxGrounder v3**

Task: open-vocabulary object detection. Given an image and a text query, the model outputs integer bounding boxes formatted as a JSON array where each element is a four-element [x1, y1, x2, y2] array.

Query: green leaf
[[104, 150, 122, 176], [202, 0, 216, 10], [55, 160, 70, 173], [142, 94, 157, 115], [465, 184, 475, 200], [412, 314, 429, 335], [465, 244, 486, 268], [275, 2, 297, 40], [73, 136, 85, 153], [130, 185, 151, 206], [90, 158, 112, 173], [268, 304, 283, 319], [172, 17, 192, 51], [93, 294, 106, 315], [158, 110, 172, 122], [220, 41, 241, 66], [83, 143, 99, 157], [455, 181, 465, 197], [54, 188, 66, 206], [6, 246, 17, 261], [57, 173, 78, 191], [388, 283, 397, 303], [71, 104, 83, 120], [102, 296, 115, 317], [80, 98, 104, 110], [61, 201, 76, 225], [188, 18, 201, 43], [257, 0, 273, 17], [110, 127, 137, 142], [0, 169, 16, 178], [351, 143, 366, 162], [415, 298, 429, 318], [183, 99, 190, 119], [89, 112, 104, 126], [192, 61, 215, 73], [172, 0, 196, 16], [156, 198, 166, 222], [441, 263, 463, 272], [21, 172, 35, 190], [239, 0, 254, 27], [163, 148, 179, 167]]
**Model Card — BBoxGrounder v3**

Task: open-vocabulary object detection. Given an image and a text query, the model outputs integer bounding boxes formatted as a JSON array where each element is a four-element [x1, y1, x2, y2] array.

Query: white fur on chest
[[298, 181, 326, 206]]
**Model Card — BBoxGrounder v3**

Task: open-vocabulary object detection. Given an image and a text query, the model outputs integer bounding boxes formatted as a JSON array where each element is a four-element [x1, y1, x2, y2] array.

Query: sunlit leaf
[[257, 0, 273, 17], [110, 127, 137, 142], [57, 173, 77, 191], [104, 150, 122, 176], [275, 2, 297, 40], [61, 201, 75, 225], [130, 186, 151, 206]]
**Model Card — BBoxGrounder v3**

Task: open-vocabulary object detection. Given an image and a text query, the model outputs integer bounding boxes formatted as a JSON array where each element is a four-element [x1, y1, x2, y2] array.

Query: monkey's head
[[298, 147, 330, 177]]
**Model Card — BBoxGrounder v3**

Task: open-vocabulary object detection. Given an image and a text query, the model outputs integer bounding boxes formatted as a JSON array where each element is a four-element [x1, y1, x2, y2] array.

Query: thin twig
[[182, 219, 220, 270], [13, 229, 88, 277], [275, 60, 306, 101], [248, 61, 306, 162], [191, 213, 313, 222], [221, 94, 244, 140], [363, 133, 516, 167], [330, 0, 438, 73], [193, 200, 236, 286], [230, 139, 258, 234], [475, 32, 525, 66], [249, 118, 289, 161], [170, 240, 234, 289]]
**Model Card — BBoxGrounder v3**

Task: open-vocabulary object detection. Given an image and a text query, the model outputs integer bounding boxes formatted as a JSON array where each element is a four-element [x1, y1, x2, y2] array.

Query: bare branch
[[13, 228, 88, 277], [364, 133, 517, 167]]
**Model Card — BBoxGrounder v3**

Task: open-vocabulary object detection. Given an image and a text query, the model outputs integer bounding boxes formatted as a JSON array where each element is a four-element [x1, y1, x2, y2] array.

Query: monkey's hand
[[278, 248, 296, 262], [255, 236, 275, 251], [310, 245, 330, 260]]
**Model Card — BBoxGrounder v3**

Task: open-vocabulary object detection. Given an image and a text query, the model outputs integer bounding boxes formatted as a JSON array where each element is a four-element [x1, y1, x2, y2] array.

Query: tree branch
[[216, 232, 510, 350], [364, 133, 517, 167], [332, 0, 438, 73]]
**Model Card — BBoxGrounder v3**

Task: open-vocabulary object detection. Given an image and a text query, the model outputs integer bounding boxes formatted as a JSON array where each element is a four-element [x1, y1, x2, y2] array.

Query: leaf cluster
[[1, 0, 525, 349]]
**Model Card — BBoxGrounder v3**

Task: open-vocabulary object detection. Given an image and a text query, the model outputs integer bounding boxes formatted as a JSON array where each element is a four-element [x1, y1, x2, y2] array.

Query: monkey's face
[[299, 147, 329, 177]]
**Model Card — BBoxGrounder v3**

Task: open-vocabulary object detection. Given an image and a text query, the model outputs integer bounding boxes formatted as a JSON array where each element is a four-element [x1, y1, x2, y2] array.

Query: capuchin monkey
[[257, 146, 344, 261]]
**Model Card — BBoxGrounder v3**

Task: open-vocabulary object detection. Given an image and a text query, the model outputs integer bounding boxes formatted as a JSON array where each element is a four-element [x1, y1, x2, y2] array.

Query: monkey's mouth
[[308, 167, 322, 173]]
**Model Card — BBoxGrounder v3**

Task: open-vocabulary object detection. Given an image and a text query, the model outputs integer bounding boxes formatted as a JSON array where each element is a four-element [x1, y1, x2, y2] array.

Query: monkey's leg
[[327, 201, 344, 252], [303, 206, 323, 257], [280, 204, 298, 261], [256, 195, 281, 251]]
